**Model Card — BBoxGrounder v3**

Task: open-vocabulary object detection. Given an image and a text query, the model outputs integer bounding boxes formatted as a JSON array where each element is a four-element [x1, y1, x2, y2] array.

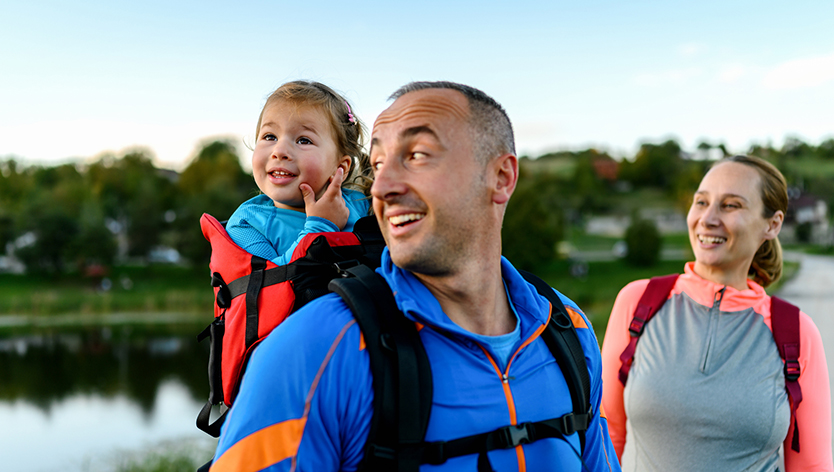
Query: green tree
[[618, 140, 684, 190], [624, 217, 662, 267], [502, 174, 564, 271], [172, 140, 256, 265]]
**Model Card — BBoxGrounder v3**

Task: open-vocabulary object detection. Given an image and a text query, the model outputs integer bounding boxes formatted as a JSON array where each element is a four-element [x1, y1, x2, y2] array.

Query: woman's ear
[[491, 153, 518, 205], [763, 210, 784, 240]]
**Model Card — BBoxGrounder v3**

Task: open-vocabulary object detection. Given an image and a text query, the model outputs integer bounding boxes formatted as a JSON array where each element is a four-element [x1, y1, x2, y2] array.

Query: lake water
[[0, 324, 218, 472]]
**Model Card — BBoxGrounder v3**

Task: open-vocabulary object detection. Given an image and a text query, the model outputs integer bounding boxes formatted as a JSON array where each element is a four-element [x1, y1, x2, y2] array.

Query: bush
[[502, 178, 563, 271], [795, 222, 813, 243], [624, 218, 662, 267]]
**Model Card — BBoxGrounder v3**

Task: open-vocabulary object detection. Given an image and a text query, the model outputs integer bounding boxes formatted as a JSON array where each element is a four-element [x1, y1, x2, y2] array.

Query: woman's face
[[686, 161, 783, 284]]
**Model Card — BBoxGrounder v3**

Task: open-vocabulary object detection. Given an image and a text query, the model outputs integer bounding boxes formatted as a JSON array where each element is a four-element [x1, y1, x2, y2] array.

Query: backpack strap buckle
[[784, 359, 801, 381], [422, 441, 446, 465], [628, 305, 650, 336], [495, 422, 534, 449]]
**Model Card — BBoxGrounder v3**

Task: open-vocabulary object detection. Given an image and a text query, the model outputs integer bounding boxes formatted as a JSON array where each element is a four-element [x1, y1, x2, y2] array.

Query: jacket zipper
[[700, 286, 726, 373]]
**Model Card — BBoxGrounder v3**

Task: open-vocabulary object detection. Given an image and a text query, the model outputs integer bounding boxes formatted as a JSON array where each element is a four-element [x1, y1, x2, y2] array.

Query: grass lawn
[[534, 258, 689, 342], [0, 264, 211, 316], [534, 256, 801, 344]]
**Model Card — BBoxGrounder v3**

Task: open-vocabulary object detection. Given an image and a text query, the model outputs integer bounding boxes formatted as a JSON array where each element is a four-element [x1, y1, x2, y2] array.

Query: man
[[210, 82, 620, 471]]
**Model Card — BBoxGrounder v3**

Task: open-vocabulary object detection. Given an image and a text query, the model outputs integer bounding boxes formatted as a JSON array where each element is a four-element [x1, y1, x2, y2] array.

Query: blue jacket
[[226, 189, 370, 265], [210, 250, 620, 472]]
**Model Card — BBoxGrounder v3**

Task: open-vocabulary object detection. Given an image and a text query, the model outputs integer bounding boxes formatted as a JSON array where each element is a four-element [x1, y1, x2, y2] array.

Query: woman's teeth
[[698, 235, 726, 244]]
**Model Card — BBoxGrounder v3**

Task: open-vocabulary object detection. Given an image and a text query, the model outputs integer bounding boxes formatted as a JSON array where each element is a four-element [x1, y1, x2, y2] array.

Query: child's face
[[253, 101, 348, 211]]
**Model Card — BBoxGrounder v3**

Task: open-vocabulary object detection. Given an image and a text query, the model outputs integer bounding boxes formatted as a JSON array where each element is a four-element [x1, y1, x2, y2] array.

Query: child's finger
[[324, 168, 344, 199], [300, 183, 317, 208]]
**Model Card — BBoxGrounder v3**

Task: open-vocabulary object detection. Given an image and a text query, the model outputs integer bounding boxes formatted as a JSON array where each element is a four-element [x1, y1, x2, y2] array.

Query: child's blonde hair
[[255, 80, 372, 195]]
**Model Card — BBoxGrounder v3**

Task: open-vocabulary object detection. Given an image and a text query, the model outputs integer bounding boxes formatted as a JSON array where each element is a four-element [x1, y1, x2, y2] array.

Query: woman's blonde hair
[[719, 155, 788, 287], [255, 80, 373, 195]]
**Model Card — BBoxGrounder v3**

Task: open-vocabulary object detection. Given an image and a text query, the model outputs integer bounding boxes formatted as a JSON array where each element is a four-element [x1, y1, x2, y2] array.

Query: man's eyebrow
[[401, 125, 439, 140]]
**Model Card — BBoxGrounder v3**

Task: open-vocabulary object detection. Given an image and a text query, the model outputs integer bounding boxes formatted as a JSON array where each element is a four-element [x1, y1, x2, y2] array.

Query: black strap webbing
[[331, 267, 592, 471], [244, 256, 267, 348], [328, 266, 433, 472], [519, 270, 592, 452]]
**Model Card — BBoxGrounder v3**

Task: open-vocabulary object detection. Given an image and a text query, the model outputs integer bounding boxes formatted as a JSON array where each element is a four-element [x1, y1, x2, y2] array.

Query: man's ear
[[491, 153, 518, 205]]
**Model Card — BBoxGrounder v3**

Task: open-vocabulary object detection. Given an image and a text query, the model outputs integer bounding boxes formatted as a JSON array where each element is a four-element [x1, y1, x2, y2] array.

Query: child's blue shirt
[[225, 189, 370, 265]]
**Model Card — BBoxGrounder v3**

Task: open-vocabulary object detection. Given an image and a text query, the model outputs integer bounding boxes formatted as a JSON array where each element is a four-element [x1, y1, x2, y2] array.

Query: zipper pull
[[713, 286, 727, 310], [502, 373, 509, 384]]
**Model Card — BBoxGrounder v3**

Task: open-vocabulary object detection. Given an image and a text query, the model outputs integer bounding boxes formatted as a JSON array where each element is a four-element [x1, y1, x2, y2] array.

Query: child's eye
[[297, 137, 313, 145], [262, 133, 276, 141]]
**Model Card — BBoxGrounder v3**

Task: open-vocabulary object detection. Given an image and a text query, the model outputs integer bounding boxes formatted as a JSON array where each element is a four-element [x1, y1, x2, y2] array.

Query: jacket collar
[[681, 261, 770, 313], [377, 249, 550, 341]]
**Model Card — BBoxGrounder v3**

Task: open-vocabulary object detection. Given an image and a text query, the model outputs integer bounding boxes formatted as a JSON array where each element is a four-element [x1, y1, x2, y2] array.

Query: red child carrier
[[617, 274, 804, 452], [195, 213, 385, 437]]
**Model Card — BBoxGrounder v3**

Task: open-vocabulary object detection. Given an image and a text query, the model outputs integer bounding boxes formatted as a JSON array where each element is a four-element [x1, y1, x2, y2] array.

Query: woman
[[601, 155, 832, 471]]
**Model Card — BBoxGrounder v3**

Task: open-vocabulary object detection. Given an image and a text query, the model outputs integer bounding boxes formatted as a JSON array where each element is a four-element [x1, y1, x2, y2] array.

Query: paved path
[[775, 252, 834, 449]]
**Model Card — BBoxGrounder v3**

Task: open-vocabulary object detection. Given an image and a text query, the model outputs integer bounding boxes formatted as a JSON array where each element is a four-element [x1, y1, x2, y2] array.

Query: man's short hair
[[389, 81, 516, 165]]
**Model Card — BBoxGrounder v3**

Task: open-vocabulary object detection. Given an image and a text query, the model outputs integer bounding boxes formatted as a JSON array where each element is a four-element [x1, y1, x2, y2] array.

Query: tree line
[[0, 140, 255, 275], [2, 136, 832, 275]]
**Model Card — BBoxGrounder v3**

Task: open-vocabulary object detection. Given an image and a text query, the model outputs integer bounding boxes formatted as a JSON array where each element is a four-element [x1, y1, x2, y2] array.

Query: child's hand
[[300, 167, 349, 230]]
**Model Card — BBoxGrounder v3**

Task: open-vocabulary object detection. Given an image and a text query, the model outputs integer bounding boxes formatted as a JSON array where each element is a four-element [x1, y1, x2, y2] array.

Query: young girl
[[226, 81, 372, 265]]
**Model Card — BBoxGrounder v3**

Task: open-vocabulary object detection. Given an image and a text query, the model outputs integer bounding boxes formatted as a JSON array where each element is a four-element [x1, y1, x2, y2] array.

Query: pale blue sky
[[2, 0, 833, 170]]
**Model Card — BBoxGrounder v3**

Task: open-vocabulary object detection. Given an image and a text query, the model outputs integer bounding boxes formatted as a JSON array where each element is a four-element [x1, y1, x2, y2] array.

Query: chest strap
[[420, 413, 590, 471]]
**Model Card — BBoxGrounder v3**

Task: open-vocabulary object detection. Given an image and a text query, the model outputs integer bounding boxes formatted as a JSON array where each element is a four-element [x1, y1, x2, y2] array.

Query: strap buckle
[[628, 305, 651, 336], [498, 422, 533, 449], [368, 443, 396, 461], [423, 441, 446, 465], [784, 359, 800, 381], [334, 259, 361, 277]]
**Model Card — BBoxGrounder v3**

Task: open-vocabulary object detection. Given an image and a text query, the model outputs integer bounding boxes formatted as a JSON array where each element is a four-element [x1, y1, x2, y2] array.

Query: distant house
[[591, 155, 618, 181], [783, 190, 830, 244]]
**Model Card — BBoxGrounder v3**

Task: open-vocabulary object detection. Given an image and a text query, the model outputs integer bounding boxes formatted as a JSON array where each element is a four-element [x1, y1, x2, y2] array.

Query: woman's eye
[[410, 152, 427, 160], [297, 137, 313, 145]]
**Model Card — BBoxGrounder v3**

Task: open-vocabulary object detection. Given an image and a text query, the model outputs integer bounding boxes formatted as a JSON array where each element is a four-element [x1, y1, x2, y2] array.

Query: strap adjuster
[[559, 413, 577, 436], [368, 443, 395, 461], [628, 305, 651, 336], [785, 360, 800, 381], [423, 441, 446, 465]]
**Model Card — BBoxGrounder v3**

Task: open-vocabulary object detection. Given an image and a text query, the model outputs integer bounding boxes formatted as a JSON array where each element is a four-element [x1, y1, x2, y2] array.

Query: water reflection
[[0, 326, 215, 472], [0, 327, 208, 412]]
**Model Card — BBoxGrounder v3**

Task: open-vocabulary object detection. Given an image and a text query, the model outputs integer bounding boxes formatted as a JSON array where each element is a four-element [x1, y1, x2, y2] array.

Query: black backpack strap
[[518, 269, 592, 454], [421, 270, 593, 470], [328, 265, 433, 472]]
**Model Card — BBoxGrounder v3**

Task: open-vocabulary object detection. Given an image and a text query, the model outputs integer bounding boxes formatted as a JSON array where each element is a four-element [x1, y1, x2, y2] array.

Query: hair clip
[[345, 101, 357, 126]]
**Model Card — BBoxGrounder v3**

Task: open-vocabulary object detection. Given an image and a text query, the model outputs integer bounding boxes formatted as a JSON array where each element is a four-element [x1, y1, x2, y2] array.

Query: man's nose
[[370, 159, 407, 200]]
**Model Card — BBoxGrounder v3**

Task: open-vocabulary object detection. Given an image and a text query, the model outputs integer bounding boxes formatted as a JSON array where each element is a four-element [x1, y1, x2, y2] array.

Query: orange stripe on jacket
[[210, 418, 306, 472], [566, 307, 588, 329]]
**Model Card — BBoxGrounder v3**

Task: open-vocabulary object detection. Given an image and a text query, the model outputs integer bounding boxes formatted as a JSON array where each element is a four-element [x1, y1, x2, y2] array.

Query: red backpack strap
[[618, 274, 680, 386], [770, 295, 802, 452]]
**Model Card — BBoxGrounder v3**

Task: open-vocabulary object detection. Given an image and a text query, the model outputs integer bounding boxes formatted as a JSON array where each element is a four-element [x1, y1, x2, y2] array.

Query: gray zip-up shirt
[[601, 264, 833, 472]]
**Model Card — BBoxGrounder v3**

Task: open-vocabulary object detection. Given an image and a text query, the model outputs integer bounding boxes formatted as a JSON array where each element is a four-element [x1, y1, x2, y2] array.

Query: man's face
[[370, 89, 489, 276]]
